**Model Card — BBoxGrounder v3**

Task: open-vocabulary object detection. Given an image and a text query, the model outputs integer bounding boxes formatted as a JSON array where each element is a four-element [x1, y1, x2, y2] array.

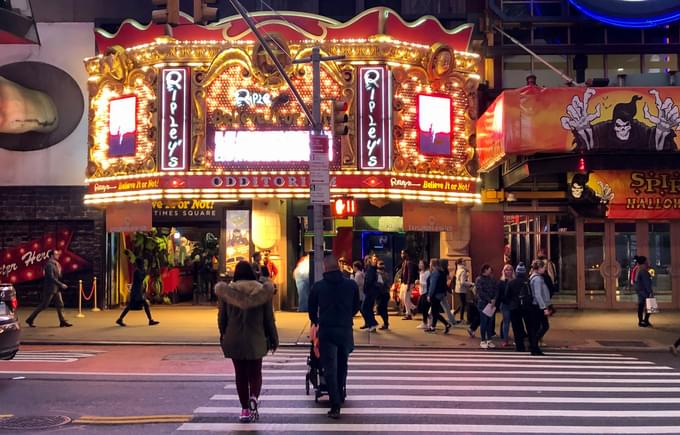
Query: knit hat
[[515, 263, 527, 275]]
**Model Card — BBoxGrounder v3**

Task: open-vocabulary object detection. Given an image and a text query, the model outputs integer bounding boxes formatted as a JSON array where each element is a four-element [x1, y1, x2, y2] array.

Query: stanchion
[[76, 279, 85, 318], [91, 276, 101, 312]]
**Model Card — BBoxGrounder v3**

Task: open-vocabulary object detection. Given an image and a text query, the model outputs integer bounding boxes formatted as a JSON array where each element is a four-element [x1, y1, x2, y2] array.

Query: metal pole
[[311, 47, 324, 283], [76, 279, 85, 318], [91, 276, 101, 312], [227, 0, 316, 128]]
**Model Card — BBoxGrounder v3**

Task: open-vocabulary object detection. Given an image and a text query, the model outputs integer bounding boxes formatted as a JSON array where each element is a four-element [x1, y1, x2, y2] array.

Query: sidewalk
[[16, 305, 680, 351]]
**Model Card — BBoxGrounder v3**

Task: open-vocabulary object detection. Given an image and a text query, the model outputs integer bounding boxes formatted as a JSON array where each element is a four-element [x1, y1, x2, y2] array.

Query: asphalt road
[[1, 346, 680, 434]]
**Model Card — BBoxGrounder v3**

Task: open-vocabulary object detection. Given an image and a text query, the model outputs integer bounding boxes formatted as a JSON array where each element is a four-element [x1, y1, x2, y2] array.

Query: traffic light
[[151, 0, 180, 27], [332, 100, 349, 136], [331, 197, 357, 218], [193, 0, 218, 24]]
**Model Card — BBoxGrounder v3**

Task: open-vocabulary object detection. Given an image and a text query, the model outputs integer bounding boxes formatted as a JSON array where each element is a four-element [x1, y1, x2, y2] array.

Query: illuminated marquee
[[417, 94, 453, 157], [108, 95, 137, 158], [160, 68, 190, 171], [358, 66, 391, 170], [213, 130, 333, 162]]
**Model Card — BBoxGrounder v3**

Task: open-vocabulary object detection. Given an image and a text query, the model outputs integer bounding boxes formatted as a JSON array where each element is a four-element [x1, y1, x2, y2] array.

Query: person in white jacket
[[453, 259, 471, 323]]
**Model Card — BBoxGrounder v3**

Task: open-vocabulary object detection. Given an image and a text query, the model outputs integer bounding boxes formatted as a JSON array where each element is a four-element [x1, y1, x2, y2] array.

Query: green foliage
[[124, 230, 172, 303]]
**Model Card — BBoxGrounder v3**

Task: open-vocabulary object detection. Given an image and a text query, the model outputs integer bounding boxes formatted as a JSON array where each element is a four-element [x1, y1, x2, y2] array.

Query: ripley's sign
[[160, 68, 190, 171], [358, 66, 390, 170]]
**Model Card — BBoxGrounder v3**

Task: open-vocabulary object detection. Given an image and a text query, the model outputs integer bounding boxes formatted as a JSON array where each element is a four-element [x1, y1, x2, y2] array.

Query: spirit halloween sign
[[0, 230, 89, 285], [567, 170, 680, 219]]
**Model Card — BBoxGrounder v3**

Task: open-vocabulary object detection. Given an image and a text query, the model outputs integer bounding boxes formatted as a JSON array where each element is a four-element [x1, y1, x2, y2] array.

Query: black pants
[[510, 308, 529, 351], [527, 306, 547, 353], [360, 292, 378, 327], [376, 292, 389, 326], [231, 358, 263, 409], [467, 303, 480, 331], [537, 311, 550, 341], [319, 328, 352, 407], [430, 297, 449, 329], [27, 291, 65, 324], [454, 293, 467, 322], [419, 296, 431, 324], [637, 298, 651, 324], [119, 299, 153, 321]]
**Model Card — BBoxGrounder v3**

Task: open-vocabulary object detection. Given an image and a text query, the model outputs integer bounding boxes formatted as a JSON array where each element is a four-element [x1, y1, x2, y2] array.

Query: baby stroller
[[305, 324, 328, 403]]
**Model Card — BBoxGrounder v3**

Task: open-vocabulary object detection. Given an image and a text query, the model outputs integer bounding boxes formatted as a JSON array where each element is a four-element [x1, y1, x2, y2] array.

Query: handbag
[[482, 302, 496, 317], [645, 297, 659, 314]]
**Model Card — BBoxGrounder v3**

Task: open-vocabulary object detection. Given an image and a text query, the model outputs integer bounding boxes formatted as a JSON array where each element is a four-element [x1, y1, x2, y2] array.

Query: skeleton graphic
[[568, 173, 614, 218], [560, 88, 680, 151]]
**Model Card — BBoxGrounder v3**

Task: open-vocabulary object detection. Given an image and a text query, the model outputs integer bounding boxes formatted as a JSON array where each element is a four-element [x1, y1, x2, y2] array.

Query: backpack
[[518, 280, 533, 309]]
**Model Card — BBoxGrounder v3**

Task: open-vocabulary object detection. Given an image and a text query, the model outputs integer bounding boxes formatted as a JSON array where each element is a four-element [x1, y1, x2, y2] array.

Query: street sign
[[310, 134, 330, 205]]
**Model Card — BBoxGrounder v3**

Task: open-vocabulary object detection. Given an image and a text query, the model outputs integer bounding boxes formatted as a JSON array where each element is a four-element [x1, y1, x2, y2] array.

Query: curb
[[73, 415, 191, 425]]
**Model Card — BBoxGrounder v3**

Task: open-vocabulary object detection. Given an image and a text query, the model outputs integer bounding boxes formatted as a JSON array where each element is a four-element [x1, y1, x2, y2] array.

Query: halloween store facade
[[478, 84, 680, 309]]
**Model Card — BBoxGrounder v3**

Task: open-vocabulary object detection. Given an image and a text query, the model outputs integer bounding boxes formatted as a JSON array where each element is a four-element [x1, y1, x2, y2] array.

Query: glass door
[[613, 222, 637, 304], [649, 223, 673, 304], [583, 222, 607, 306]]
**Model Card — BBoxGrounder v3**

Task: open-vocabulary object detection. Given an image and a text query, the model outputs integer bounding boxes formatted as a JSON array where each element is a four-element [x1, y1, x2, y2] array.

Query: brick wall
[[0, 186, 105, 308]]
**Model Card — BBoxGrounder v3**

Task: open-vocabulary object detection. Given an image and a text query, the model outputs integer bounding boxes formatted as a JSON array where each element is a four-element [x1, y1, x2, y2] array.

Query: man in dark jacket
[[360, 255, 380, 331], [26, 250, 71, 328], [505, 263, 530, 352], [308, 254, 361, 419]]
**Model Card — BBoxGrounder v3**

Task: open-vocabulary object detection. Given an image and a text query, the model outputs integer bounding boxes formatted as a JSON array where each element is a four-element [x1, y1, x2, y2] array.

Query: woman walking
[[376, 260, 391, 330], [216, 260, 279, 423], [475, 264, 497, 349], [360, 256, 380, 332], [635, 256, 653, 327], [497, 264, 515, 347], [116, 258, 159, 327], [426, 259, 452, 334], [453, 259, 471, 323], [528, 260, 552, 356], [417, 259, 431, 330]]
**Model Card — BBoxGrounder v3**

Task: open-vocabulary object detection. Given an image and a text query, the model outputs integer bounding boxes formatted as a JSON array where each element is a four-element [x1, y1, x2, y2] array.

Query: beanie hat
[[515, 263, 527, 275]]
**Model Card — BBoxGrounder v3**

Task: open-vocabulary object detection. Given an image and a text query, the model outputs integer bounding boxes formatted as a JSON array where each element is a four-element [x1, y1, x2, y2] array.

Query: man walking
[[26, 250, 72, 328], [398, 250, 418, 319], [360, 255, 380, 332], [308, 254, 361, 419]]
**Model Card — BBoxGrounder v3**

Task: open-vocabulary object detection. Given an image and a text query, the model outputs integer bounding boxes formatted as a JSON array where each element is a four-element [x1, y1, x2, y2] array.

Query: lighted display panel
[[417, 94, 453, 157], [205, 64, 343, 169], [108, 95, 137, 157]]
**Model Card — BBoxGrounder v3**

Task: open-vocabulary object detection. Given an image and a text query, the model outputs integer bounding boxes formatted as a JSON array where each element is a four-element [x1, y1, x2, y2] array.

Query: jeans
[[479, 303, 494, 341], [27, 291, 65, 324], [510, 308, 529, 351], [467, 303, 480, 332], [231, 358, 263, 409], [440, 296, 457, 325], [527, 306, 547, 353], [399, 284, 416, 314], [296, 278, 309, 312], [376, 292, 390, 326], [500, 303, 512, 340], [454, 293, 467, 322], [360, 292, 378, 327], [318, 328, 352, 407]]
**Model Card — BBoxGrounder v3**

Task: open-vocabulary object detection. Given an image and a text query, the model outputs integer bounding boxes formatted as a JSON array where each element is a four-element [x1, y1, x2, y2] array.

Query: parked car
[[0, 283, 20, 360]]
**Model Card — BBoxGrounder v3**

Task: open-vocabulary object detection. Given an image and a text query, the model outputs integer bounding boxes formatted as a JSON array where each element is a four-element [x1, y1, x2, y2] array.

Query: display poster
[[567, 170, 680, 219], [108, 95, 137, 157], [417, 94, 452, 157], [225, 210, 251, 275], [0, 229, 89, 285]]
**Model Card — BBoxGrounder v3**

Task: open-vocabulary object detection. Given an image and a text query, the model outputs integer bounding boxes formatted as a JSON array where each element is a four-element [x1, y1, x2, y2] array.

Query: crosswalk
[[8, 350, 102, 363], [177, 348, 680, 433]]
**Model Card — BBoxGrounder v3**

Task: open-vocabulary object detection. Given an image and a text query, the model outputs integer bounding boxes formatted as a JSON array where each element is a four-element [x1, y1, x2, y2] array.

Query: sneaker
[[638, 321, 647, 327], [248, 397, 259, 421], [116, 318, 126, 327], [402, 315, 412, 320], [444, 323, 451, 334], [25, 320, 35, 328], [368, 326, 377, 332], [416, 323, 427, 329], [59, 321, 73, 328], [644, 321, 653, 327], [467, 327, 475, 338], [149, 320, 160, 326], [379, 324, 389, 330], [487, 341, 496, 349], [424, 327, 436, 333], [327, 406, 341, 419], [479, 341, 488, 349], [239, 409, 252, 423], [531, 350, 545, 356], [359, 325, 369, 330]]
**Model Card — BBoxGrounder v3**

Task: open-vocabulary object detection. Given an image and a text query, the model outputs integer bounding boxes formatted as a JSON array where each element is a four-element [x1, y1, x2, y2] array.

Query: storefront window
[[533, 55, 569, 87], [644, 54, 678, 74], [614, 223, 637, 303], [503, 55, 532, 88], [649, 223, 672, 303], [607, 54, 641, 76]]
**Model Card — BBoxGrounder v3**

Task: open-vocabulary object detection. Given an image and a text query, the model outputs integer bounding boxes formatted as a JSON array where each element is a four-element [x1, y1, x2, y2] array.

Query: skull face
[[614, 118, 631, 141], [571, 182, 584, 199]]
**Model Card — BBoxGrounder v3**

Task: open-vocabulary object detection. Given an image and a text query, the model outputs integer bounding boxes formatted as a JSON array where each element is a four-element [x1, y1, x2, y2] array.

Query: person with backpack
[[505, 263, 531, 352], [528, 259, 552, 356], [475, 264, 498, 349], [635, 256, 654, 328]]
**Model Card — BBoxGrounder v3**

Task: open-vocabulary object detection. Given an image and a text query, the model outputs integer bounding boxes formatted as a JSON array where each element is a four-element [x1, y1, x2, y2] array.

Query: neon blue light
[[569, 0, 680, 28]]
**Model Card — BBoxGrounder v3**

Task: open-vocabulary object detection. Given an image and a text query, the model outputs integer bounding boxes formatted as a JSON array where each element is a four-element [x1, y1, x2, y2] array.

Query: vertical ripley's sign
[[358, 66, 390, 170], [160, 68, 190, 171]]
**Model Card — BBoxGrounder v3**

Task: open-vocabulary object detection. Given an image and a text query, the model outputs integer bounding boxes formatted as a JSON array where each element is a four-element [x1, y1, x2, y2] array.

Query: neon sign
[[358, 66, 391, 170], [417, 94, 452, 157], [160, 68, 189, 171], [108, 95, 137, 157], [213, 130, 333, 162], [569, 0, 680, 28], [234, 89, 272, 107]]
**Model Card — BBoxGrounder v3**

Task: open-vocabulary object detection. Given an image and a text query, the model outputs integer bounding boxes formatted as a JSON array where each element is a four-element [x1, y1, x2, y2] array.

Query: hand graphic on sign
[[560, 88, 602, 151], [643, 89, 680, 151]]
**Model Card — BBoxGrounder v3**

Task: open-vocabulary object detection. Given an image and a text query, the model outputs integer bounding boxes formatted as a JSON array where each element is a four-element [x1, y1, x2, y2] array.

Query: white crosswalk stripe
[[178, 348, 680, 434], [9, 350, 103, 363]]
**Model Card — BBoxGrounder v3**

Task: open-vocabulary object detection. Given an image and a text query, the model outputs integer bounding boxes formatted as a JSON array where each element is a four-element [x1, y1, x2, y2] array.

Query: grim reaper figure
[[560, 88, 680, 152], [567, 172, 614, 218]]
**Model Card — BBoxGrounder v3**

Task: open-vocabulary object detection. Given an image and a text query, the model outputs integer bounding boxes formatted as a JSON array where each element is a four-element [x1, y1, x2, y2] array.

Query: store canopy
[[476, 85, 680, 172]]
